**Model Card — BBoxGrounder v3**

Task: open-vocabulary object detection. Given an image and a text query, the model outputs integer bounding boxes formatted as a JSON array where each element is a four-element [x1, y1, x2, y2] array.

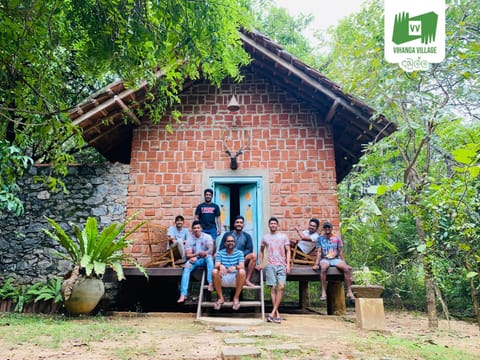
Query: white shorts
[[221, 272, 237, 287]]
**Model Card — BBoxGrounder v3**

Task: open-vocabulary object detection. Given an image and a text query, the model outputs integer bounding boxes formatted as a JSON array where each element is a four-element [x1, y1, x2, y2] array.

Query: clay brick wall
[[127, 70, 339, 263]]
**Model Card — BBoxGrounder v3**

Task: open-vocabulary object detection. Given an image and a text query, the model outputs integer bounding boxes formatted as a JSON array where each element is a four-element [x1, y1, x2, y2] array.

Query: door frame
[[202, 169, 269, 255]]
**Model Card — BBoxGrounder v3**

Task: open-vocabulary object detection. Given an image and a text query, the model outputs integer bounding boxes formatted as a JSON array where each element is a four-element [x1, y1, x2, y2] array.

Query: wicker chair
[[290, 242, 316, 267], [145, 223, 176, 268]]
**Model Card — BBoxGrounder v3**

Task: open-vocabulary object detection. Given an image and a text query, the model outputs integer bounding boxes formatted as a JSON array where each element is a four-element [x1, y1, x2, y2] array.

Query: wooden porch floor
[[121, 265, 344, 313]]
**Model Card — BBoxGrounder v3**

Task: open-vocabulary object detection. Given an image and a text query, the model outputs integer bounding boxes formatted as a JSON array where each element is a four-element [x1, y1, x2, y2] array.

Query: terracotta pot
[[63, 277, 105, 314], [351, 285, 384, 298]]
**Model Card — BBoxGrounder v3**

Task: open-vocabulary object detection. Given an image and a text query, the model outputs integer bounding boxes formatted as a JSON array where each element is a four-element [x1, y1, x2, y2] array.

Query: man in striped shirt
[[212, 234, 245, 310]]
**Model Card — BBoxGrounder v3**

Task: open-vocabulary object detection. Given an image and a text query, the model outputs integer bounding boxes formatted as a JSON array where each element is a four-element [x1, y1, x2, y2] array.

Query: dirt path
[[2, 310, 479, 360]]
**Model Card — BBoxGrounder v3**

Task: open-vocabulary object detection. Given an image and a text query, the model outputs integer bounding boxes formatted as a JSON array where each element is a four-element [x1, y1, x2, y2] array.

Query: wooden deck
[[122, 265, 345, 314], [123, 264, 343, 278]]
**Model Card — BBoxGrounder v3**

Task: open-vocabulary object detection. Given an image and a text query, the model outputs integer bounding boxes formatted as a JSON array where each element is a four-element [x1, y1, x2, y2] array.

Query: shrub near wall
[[0, 163, 130, 286]]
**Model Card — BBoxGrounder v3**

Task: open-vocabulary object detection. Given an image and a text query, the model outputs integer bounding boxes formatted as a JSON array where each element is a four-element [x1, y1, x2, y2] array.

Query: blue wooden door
[[214, 184, 230, 247], [239, 184, 258, 252]]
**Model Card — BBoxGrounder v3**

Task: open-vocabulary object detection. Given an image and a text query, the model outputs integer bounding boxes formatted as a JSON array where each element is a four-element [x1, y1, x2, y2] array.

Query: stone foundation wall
[[0, 163, 130, 285]]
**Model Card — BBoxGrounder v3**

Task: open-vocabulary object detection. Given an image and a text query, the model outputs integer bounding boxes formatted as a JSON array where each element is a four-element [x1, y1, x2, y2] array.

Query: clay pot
[[351, 285, 384, 298], [63, 277, 105, 314]]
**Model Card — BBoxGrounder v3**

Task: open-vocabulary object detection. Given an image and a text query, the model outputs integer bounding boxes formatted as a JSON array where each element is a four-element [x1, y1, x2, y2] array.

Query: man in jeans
[[177, 221, 214, 303]]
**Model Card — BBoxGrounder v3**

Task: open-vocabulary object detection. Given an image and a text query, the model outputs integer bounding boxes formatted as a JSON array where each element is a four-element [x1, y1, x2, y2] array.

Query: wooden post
[[299, 280, 309, 311], [327, 281, 345, 315]]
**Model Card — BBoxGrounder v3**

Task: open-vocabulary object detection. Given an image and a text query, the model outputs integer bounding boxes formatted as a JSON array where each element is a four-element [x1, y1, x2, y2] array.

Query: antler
[[222, 129, 233, 156], [222, 129, 251, 170]]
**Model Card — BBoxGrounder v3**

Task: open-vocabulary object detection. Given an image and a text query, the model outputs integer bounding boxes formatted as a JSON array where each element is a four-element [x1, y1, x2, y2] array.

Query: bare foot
[[177, 295, 186, 303], [312, 265, 319, 271], [245, 280, 255, 287]]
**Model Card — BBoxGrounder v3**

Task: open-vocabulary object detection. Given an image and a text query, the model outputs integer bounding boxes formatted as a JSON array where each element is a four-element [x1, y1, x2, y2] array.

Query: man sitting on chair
[[212, 234, 245, 311], [167, 215, 189, 263], [292, 218, 320, 258]]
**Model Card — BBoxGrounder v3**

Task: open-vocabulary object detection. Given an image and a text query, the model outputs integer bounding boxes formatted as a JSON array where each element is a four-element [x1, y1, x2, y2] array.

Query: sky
[[274, 0, 367, 42]]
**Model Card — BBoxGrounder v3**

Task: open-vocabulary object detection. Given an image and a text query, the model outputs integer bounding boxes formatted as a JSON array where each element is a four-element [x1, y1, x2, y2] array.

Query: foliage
[[0, 278, 17, 300], [43, 214, 148, 281], [252, 0, 320, 66], [324, 0, 480, 324], [0, 0, 254, 214], [26, 278, 63, 304], [353, 267, 391, 287]]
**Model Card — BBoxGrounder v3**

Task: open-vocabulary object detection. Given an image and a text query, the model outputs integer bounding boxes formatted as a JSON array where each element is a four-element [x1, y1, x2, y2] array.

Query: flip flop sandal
[[320, 296, 327, 301], [213, 301, 224, 310], [267, 315, 274, 322], [273, 317, 281, 324], [232, 301, 241, 311]]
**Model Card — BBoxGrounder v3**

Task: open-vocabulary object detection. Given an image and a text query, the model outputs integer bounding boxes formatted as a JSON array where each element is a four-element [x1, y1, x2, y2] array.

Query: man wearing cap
[[313, 221, 355, 301], [195, 188, 221, 241]]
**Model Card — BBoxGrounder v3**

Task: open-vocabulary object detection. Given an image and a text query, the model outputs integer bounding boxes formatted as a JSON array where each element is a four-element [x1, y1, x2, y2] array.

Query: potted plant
[[351, 267, 389, 298], [43, 214, 147, 314]]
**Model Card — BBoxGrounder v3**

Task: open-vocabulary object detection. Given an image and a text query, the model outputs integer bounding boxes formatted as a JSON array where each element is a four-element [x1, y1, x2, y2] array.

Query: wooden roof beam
[[240, 32, 371, 123], [114, 95, 141, 125], [325, 100, 339, 123]]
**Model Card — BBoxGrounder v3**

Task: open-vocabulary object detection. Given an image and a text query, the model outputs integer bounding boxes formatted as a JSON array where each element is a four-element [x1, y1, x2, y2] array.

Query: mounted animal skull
[[222, 130, 250, 170]]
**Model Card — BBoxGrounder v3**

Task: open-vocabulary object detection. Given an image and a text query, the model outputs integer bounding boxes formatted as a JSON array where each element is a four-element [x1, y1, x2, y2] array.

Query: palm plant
[[43, 214, 147, 281]]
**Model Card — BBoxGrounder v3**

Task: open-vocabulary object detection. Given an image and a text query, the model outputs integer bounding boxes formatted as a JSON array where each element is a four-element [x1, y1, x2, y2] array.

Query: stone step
[[222, 346, 261, 359]]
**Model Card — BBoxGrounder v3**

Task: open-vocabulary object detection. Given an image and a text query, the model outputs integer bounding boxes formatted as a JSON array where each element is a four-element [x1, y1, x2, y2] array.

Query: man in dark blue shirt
[[219, 215, 257, 286], [195, 188, 221, 241]]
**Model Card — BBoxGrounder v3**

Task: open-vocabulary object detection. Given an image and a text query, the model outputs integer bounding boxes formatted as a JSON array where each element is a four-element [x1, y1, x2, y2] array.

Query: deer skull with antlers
[[222, 130, 250, 170]]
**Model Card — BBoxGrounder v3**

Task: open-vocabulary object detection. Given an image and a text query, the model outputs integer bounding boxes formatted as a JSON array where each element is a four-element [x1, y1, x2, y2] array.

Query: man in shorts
[[257, 217, 290, 324], [212, 234, 245, 310], [313, 221, 355, 301], [218, 215, 257, 286]]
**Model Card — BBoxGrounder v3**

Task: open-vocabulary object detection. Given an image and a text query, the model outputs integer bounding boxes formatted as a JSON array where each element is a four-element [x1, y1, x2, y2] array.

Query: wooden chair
[[145, 223, 176, 268], [290, 242, 316, 267]]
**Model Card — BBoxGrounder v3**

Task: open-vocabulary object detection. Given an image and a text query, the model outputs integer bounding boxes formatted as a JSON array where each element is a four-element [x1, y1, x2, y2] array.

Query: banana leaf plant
[[43, 214, 147, 281]]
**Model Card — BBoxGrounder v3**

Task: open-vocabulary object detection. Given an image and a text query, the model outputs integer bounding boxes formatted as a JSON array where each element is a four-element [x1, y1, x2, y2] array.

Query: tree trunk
[[416, 217, 438, 328], [465, 261, 480, 328]]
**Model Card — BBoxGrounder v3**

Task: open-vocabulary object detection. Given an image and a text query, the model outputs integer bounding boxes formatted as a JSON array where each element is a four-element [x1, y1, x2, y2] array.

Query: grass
[[1, 312, 477, 360], [0, 313, 137, 349], [352, 333, 478, 360]]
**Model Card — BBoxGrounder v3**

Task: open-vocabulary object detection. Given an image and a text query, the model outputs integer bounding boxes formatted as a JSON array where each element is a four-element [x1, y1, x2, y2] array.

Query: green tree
[[325, 0, 480, 327], [252, 0, 320, 66], [1, 0, 253, 214]]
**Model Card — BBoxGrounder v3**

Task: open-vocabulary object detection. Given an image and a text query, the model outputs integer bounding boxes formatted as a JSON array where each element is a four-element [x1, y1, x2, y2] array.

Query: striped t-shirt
[[216, 248, 244, 268]]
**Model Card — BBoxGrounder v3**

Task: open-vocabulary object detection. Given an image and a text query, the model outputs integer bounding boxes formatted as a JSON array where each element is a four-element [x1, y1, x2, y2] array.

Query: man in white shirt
[[292, 218, 320, 255], [167, 215, 189, 262]]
